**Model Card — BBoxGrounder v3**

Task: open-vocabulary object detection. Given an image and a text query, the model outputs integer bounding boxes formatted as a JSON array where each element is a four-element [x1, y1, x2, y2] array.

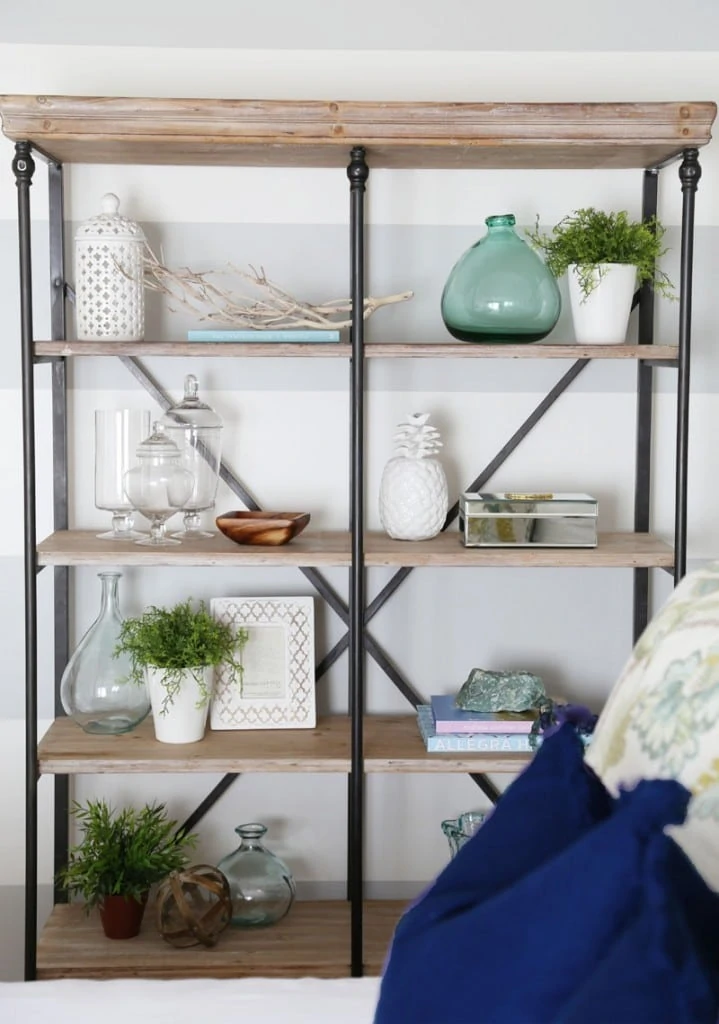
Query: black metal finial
[[12, 141, 35, 187], [679, 148, 702, 193], [347, 146, 369, 189]]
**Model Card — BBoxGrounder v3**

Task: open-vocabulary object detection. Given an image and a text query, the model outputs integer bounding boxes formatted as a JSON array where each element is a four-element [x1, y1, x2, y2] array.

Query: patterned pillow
[[586, 560, 719, 890]]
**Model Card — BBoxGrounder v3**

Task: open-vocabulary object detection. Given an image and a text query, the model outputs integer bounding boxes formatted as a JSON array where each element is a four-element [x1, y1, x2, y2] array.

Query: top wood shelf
[[0, 97, 715, 169]]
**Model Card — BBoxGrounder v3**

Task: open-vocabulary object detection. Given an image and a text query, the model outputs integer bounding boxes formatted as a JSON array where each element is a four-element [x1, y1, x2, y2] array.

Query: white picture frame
[[210, 596, 316, 730]]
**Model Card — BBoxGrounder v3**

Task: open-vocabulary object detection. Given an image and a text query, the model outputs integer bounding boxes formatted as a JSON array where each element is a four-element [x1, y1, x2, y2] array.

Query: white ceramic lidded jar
[[74, 192, 146, 341]]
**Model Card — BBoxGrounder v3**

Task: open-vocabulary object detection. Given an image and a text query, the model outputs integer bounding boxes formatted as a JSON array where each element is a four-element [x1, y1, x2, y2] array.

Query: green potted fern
[[527, 208, 674, 344], [115, 599, 247, 744], [58, 799, 196, 939]]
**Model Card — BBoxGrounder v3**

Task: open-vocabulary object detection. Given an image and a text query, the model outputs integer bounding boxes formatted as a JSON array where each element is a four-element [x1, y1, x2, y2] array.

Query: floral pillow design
[[586, 561, 719, 890]]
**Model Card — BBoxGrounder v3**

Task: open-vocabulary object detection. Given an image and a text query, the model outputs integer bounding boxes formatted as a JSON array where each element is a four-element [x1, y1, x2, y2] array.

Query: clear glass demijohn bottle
[[217, 823, 296, 928], [60, 571, 150, 734], [441, 213, 561, 343]]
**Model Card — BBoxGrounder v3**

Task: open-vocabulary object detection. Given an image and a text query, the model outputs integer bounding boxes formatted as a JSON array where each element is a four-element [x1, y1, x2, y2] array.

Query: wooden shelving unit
[[34, 340, 680, 361], [36, 529, 673, 569], [37, 900, 404, 979], [4, 93, 714, 982], [38, 715, 533, 775]]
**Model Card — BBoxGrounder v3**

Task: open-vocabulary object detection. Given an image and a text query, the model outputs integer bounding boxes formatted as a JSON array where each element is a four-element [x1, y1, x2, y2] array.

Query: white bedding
[[0, 976, 381, 1023]]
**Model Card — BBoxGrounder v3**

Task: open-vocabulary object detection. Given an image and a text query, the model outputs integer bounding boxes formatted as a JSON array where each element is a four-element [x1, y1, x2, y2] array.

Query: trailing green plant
[[526, 207, 675, 300], [115, 599, 248, 712], [57, 799, 196, 908]]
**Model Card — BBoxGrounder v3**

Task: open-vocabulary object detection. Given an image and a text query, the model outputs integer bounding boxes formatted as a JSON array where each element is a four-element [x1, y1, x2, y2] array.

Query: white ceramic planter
[[146, 665, 213, 744], [568, 263, 637, 344]]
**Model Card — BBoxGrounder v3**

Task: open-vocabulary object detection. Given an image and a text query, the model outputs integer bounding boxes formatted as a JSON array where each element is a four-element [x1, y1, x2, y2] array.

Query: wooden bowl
[[216, 510, 311, 546]]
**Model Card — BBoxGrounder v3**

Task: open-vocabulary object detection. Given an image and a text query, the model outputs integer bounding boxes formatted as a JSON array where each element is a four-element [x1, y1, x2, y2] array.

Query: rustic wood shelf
[[36, 529, 351, 567], [38, 716, 351, 774], [33, 340, 680, 361], [36, 529, 673, 569], [364, 715, 532, 773], [37, 899, 403, 979], [0, 97, 715, 168], [38, 715, 533, 775], [365, 531, 673, 568]]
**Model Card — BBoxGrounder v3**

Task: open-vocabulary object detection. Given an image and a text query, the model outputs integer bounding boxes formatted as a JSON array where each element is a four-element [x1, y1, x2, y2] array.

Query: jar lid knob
[[184, 374, 200, 400], [101, 193, 121, 215]]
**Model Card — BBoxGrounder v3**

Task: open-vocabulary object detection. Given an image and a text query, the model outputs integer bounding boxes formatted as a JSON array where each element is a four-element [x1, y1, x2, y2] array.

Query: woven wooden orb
[[156, 864, 232, 948]]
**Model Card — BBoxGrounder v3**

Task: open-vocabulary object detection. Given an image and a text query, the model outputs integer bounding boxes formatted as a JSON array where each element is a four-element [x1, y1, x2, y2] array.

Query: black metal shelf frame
[[14, 141, 702, 981]]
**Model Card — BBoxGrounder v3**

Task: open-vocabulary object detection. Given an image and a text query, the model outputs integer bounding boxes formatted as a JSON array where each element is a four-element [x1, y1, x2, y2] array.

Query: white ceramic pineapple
[[379, 412, 449, 541]]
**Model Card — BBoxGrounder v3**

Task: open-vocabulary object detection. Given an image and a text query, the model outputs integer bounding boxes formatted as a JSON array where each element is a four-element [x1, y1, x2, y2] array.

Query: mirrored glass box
[[459, 492, 598, 548]]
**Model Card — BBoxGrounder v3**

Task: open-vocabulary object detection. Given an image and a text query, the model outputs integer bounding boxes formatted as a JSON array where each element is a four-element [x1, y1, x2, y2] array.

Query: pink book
[[431, 695, 538, 734]]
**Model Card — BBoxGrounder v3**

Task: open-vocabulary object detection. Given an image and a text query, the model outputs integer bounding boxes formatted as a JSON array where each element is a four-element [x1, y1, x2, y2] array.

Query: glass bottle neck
[[485, 214, 517, 236], [99, 573, 121, 615], [236, 824, 267, 849]]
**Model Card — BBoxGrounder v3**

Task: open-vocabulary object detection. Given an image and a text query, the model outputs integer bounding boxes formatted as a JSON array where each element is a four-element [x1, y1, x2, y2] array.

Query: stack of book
[[417, 695, 538, 752]]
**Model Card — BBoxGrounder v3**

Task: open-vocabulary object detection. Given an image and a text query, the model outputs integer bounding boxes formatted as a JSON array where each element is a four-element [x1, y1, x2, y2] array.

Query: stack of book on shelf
[[417, 695, 538, 752]]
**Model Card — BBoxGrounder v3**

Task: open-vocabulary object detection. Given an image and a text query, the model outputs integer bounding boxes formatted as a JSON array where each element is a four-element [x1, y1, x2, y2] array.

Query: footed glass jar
[[217, 823, 295, 927], [60, 572, 150, 734], [123, 423, 194, 546], [441, 214, 561, 343], [160, 375, 223, 540]]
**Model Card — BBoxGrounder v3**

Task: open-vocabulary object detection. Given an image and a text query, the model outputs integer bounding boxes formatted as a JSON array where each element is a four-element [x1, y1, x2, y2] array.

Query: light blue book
[[187, 329, 342, 342], [417, 706, 533, 753]]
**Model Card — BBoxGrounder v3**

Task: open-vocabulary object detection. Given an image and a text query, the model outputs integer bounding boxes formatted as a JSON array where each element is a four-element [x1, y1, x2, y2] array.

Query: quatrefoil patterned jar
[[74, 192, 146, 341]]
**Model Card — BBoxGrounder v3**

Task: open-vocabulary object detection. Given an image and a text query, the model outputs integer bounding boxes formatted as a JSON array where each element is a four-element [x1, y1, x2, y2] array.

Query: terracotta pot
[[98, 893, 148, 939]]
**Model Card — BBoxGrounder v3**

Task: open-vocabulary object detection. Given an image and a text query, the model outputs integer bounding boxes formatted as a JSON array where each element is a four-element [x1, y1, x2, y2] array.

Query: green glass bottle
[[441, 214, 561, 343]]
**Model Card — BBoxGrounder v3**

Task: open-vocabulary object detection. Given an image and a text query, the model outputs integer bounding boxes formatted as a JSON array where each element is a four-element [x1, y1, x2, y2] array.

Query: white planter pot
[[568, 263, 637, 344], [146, 665, 213, 744]]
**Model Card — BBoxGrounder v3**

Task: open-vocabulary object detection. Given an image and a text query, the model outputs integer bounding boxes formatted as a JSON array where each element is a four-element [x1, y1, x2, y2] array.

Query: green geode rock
[[456, 669, 546, 713]]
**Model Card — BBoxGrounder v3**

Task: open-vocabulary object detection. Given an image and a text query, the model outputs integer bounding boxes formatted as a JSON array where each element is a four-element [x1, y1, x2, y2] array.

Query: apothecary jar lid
[[161, 375, 223, 432], [135, 422, 184, 459], [74, 193, 146, 243]]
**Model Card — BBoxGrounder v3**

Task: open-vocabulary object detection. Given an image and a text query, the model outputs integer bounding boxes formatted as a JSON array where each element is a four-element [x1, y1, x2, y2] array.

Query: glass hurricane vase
[[217, 823, 296, 927], [94, 409, 151, 539], [441, 214, 561, 343], [60, 571, 150, 734]]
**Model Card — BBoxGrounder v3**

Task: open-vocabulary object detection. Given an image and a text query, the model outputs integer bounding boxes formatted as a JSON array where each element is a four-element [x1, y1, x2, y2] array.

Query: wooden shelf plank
[[38, 715, 532, 775], [38, 716, 352, 774], [365, 531, 674, 568], [37, 899, 403, 979], [364, 715, 532, 773], [36, 529, 351, 567], [34, 340, 679, 361], [36, 530, 672, 569], [0, 97, 715, 169]]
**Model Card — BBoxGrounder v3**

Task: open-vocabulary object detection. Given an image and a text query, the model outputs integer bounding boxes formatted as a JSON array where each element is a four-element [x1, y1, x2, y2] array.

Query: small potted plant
[[115, 599, 247, 744], [58, 799, 196, 939], [527, 208, 674, 344]]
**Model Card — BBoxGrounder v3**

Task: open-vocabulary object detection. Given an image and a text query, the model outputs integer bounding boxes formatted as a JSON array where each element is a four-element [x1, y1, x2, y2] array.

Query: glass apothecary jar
[[122, 423, 194, 546], [217, 823, 296, 927], [160, 375, 223, 540]]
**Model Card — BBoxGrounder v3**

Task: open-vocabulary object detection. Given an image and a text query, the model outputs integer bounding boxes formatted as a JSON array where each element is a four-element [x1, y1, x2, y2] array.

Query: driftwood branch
[[140, 244, 413, 330]]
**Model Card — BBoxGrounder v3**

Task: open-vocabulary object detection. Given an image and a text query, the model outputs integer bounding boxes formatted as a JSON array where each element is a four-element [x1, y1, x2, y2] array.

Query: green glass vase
[[441, 214, 561, 343], [217, 823, 295, 927]]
